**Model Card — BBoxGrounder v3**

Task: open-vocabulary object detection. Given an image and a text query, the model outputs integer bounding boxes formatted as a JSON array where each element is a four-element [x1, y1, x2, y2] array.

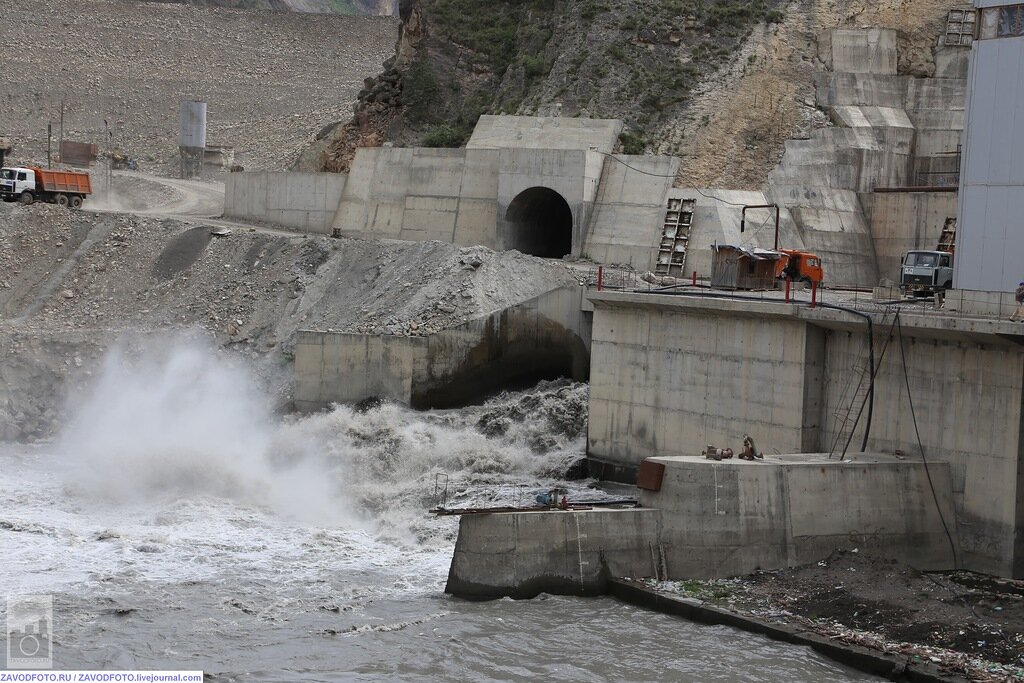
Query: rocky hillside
[[133, 0, 397, 14], [313, 0, 955, 187], [0, 0, 396, 173]]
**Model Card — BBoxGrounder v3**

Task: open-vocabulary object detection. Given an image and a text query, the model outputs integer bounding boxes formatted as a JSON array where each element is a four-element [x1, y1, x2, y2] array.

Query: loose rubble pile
[[643, 550, 1024, 682], [0, 0, 396, 172], [0, 201, 584, 440]]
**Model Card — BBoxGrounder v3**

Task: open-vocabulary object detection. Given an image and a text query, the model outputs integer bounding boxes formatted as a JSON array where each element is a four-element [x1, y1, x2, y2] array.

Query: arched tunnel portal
[[504, 187, 573, 258]]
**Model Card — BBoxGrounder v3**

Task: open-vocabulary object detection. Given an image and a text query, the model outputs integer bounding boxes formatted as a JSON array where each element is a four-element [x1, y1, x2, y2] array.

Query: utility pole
[[104, 119, 112, 197], [47, 122, 52, 168], [58, 99, 64, 166]]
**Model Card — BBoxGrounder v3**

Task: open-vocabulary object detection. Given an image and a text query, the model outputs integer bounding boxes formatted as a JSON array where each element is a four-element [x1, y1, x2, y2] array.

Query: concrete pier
[[445, 453, 955, 599]]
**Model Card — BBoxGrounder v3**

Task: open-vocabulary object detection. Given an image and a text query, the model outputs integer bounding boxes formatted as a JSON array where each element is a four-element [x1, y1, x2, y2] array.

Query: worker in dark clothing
[[1012, 282, 1024, 321]]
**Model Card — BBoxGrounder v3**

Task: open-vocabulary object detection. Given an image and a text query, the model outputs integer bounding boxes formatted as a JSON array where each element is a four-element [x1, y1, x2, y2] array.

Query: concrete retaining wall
[[864, 190, 957, 280], [331, 146, 603, 257], [332, 147, 500, 247], [294, 284, 591, 410], [588, 296, 824, 464], [446, 508, 660, 599], [818, 28, 898, 75], [581, 156, 680, 268], [446, 453, 956, 598], [586, 290, 1024, 578], [645, 454, 956, 579], [821, 323, 1024, 575], [224, 171, 346, 234], [467, 115, 622, 154]]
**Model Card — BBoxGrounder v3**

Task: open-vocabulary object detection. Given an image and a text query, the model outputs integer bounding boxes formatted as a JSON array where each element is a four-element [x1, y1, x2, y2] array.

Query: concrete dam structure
[[217, 18, 1013, 602]]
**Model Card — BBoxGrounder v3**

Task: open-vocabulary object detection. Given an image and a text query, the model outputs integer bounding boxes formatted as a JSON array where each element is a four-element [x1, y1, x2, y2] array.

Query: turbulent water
[[0, 341, 878, 681]]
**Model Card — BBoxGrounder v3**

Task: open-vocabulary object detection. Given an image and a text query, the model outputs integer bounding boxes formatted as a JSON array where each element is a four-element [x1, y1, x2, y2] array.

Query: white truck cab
[[0, 167, 37, 201], [900, 250, 953, 296]]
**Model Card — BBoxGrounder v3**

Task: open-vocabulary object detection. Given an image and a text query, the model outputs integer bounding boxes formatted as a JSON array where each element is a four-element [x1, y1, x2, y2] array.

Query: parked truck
[[0, 166, 92, 208], [900, 250, 953, 295], [775, 249, 824, 285]]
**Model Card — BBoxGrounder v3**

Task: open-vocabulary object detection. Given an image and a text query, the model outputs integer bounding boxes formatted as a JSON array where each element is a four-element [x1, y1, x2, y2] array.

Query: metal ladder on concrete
[[937, 217, 957, 253], [829, 362, 871, 459], [654, 198, 695, 277]]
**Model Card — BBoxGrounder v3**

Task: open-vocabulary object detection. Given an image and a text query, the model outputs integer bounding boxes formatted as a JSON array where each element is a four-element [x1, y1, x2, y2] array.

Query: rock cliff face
[[311, 0, 956, 186], [314, 0, 788, 172]]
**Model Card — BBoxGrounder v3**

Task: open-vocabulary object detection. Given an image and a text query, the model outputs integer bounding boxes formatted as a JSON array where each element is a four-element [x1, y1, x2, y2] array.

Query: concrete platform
[[445, 452, 957, 599]]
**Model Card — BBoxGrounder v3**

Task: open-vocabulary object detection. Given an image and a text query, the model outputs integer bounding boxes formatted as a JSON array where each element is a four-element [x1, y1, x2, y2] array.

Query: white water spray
[[59, 336, 353, 525]]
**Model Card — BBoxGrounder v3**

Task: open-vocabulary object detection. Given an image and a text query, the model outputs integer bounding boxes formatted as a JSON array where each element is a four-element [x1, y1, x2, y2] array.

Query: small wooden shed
[[710, 244, 783, 290]]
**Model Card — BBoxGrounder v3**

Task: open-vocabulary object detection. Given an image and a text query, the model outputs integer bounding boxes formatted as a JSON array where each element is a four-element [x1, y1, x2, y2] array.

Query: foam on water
[[2, 336, 592, 594]]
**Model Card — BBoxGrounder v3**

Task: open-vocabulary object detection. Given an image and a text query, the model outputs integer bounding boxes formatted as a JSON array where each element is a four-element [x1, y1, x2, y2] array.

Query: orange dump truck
[[775, 249, 824, 285], [0, 166, 92, 208]]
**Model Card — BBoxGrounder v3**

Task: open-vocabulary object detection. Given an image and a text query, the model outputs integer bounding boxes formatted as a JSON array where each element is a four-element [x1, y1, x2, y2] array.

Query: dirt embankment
[[0, 199, 583, 440], [0, 0, 396, 174]]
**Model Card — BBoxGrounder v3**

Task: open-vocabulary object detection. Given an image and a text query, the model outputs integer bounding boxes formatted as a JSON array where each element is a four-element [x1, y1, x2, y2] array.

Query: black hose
[[897, 314, 959, 569]]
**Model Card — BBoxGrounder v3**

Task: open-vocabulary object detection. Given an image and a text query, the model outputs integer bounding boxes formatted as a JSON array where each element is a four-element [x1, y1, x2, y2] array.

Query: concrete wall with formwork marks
[[587, 294, 824, 466], [818, 28, 898, 75], [735, 30, 971, 289], [586, 290, 1024, 578], [294, 283, 591, 410], [767, 185, 879, 286], [224, 172, 347, 234], [819, 319, 1024, 576], [328, 116, 653, 260], [581, 155, 679, 268], [467, 115, 623, 154], [332, 147, 501, 247], [863, 190, 958, 280], [331, 144, 608, 259]]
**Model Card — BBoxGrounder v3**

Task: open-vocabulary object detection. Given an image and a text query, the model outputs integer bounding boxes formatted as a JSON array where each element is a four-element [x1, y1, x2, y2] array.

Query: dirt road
[[86, 172, 225, 219]]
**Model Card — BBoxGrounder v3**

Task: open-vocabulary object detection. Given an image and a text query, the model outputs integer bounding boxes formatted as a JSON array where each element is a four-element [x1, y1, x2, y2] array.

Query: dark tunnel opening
[[505, 187, 573, 258]]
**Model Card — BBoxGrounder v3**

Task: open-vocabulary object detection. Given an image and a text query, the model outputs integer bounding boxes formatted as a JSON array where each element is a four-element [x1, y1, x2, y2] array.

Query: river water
[[1, 342, 877, 681]]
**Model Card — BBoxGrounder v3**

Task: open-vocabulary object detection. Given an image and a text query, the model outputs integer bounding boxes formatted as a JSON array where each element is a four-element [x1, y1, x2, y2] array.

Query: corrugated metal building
[[956, 1, 1024, 292]]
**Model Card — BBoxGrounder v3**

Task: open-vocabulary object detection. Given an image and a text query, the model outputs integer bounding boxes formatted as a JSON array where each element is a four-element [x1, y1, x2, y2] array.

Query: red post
[[597, 266, 603, 291], [785, 278, 791, 303], [692, 271, 697, 286], [810, 280, 818, 308]]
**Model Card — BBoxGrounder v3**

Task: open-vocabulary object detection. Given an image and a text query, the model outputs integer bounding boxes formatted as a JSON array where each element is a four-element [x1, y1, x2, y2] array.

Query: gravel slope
[[0, 201, 583, 440], [0, 0, 397, 173]]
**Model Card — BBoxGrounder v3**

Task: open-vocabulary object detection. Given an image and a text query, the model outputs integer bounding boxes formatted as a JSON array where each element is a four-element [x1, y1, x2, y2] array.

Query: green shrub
[[422, 124, 465, 148], [608, 44, 627, 61], [620, 130, 646, 154], [523, 55, 550, 80], [403, 57, 440, 123]]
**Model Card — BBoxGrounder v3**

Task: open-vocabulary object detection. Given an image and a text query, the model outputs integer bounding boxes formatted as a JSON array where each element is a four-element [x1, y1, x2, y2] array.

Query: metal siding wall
[[990, 43, 1016, 183], [957, 37, 1024, 291]]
